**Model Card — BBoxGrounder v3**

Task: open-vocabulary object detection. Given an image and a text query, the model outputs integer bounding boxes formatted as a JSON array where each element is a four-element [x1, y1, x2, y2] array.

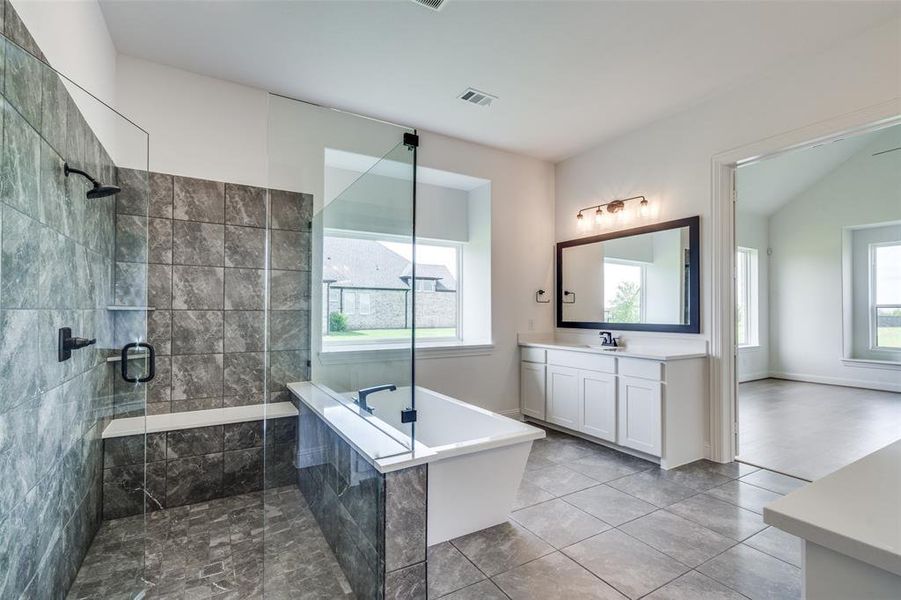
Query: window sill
[[841, 357, 901, 370], [319, 341, 495, 364], [738, 344, 762, 352]]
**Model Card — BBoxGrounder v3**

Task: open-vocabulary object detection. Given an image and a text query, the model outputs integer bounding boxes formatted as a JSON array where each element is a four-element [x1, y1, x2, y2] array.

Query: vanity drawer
[[618, 357, 663, 381], [521, 347, 546, 364], [547, 350, 616, 373]]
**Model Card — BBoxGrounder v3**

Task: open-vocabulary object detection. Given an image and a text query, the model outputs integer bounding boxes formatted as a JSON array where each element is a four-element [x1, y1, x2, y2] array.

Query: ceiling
[[736, 126, 894, 216], [98, 1, 899, 162]]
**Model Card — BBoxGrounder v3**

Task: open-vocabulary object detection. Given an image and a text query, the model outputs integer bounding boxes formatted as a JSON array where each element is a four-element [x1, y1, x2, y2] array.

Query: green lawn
[[878, 327, 901, 349], [324, 328, 456, 342]]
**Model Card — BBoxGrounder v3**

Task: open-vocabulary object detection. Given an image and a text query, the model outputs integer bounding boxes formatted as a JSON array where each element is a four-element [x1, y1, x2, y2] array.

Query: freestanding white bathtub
[[360, 386, 546, 545]]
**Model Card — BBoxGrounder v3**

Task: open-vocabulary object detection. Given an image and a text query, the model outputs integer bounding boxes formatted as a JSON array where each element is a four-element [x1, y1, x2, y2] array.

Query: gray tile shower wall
[[296, 402, 428, 600], [101, 417, 297, 519], [112, 170, 313, 416], [0, 4, 117, 599]]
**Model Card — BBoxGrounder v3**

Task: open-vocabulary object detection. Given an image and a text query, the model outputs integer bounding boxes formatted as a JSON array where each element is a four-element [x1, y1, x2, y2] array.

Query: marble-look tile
[[167, 425, 224, 459], [40, 68, 67, 164], [268, 350, 310, 391], [438, 580, 507, 600], [116, 167, 149, 217], [172, 310, 223, 354], [705, 481, 783, 515], [739, 470, 807, 495], [103, 432, 166, 467], [171, 353, 223, 400], [523, 464, 599, 496], [172, 396, 223, 413], [224, 422, 263, 450], [0, 308, 43, 410], [39, 140, 71, 238], [148, 308, 173, 356], [563, 529, 689, 599], [619, 510, 736, 568], [224, 310, 264, 352], [386, 562, 427, 600], [697, 544, 801, 600], [525, 434, 602, 465], [566, 450, 652, 483], [223, 447, 263, 495], [513, 480, 555, 513], [173, 175, 224, 223], [269, 310, 309, 351], [148, 263, 172, 309], [149, 171, 173, 218], [172, 265, 224, 309], [512, 498, 610, 549], [224, 183, 266, 228], [114, 261, 147, 307], [494, 551, 626, 600], [702, 460, 759, 479], [224, 267, 264, 309], [1, 99, 41, 221], [386, 464, 427, 571], [225, 225, 265, 268], [607, 470, 698, 508], [270, 269, 310, 310], [114, 216, 147, 269], [147, 217, 172, 264], [270, 189, 312, 231], [427, 542, 484, 599], [166, 452, 224, 506], [666, 493, 766, 541], [743, 526, 802, 567], [103, 460, 167, 519], [659, 461, 733, 491], [451, 520, 553, 577], [4, 39, 43, 130], [0, 400, 37, 515], [270, 229, 310, 270], [562, 484, 656, 527], [5, 3, 45, 60], [223, 352, 265, 397], [643, 570, 746, 600], [172, 220, 224, 266]]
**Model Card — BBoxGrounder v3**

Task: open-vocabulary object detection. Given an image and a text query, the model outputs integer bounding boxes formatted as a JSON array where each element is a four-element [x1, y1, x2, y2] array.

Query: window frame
[[869, 240, 901, 351], [735, 246, 759, 349]]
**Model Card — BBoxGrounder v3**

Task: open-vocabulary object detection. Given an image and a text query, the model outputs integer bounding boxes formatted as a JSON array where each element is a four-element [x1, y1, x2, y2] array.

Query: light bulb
[[594, 208, 603, 225], [638, 198, 649, 218], [576, 212, 585, 229]]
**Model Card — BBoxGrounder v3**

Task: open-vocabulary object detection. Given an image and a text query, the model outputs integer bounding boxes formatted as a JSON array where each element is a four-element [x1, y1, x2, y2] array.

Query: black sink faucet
[[598, 331, 617, 347], [355, 384, 397, 414]]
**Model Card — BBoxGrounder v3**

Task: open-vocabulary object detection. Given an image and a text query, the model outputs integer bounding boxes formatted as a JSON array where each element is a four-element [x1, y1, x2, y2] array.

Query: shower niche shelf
[[106, 353, 150, 363], [106, 305, 156, 312]]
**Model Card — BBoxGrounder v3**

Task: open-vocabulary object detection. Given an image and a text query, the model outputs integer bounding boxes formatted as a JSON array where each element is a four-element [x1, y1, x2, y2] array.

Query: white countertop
[[764, 439, 901, 577], [518, 336, 708, 361], [102, 402, 298, 438]]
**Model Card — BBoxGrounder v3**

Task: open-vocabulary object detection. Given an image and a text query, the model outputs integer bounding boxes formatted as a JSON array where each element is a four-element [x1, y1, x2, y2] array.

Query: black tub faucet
[[598, 331, 617, 347], [355, 384, 396, 414]]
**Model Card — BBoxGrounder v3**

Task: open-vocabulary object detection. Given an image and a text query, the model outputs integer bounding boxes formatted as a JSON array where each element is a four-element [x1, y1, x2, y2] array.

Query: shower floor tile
[[66, 486, 354, 600]]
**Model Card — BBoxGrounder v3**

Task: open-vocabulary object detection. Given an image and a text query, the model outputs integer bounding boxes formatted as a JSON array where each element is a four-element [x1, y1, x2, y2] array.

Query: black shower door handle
[[121, 342, 155, 383]]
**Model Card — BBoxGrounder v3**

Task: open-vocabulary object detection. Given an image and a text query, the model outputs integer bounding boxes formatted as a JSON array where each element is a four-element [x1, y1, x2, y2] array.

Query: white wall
[[735, 210, 770, 382], [766, 127, 901, 391], [555, 18, 900, 354]]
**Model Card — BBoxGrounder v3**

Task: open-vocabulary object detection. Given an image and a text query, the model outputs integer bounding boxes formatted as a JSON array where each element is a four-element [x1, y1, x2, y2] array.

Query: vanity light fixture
[[575, 195, 649, 227]]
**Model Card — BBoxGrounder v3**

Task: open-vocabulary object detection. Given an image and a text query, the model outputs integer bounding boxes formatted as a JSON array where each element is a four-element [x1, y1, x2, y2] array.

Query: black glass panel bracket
[[58, 327, 96, 362], [121, 342, 155, 383]]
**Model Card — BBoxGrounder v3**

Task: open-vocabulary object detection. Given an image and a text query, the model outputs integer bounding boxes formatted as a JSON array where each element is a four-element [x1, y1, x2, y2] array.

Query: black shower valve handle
[[58, 327, 97, 362]]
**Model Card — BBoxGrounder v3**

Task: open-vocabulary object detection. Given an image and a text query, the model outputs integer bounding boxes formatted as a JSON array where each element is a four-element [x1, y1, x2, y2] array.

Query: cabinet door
[[520, 361, 546, 420], [617, 376, 662, 456], [546, 365, 580, 429], [580, 370, 617, 442]]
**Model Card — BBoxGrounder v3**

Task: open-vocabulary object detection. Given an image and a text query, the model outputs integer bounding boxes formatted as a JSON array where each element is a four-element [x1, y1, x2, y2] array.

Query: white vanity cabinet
[[519, 344, 706, 469]]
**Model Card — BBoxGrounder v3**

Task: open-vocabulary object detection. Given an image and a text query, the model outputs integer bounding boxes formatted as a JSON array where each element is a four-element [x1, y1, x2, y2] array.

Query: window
[[603, 260, 645, 323], [736, 247, 759, 347], [358, 293, 371, 316], [343, 292, 356, 315], [415, 279, 437, 292], [871, 241, 901, 350]]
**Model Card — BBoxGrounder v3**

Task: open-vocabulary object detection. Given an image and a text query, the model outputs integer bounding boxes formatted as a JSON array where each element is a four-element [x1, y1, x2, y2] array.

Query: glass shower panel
[[0, 31, 151, 600]]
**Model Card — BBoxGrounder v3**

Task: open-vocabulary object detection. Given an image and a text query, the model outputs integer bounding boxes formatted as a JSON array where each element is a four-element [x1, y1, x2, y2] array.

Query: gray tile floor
[[429, 428, 806, 600], [67, 486, 352, 600], [738, 378, 901, 480]]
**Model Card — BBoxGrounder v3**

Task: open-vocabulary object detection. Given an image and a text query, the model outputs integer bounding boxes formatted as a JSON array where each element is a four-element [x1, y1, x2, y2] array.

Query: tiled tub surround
[[297, 401, 428, 600], [112, 168, 313, 417], [101, 415, 298, 519], [0, 8, 123, 599]]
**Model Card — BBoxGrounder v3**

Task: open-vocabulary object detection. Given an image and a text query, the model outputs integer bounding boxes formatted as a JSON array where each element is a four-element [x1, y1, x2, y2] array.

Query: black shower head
[[64, 163, 121, 199]]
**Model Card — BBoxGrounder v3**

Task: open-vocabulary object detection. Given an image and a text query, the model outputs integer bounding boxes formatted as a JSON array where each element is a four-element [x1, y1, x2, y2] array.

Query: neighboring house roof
[[323, 236, 456, 291]]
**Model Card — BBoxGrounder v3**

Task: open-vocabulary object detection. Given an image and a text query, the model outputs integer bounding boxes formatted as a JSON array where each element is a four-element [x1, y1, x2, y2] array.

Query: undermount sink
[[586, 345, 624, 351]]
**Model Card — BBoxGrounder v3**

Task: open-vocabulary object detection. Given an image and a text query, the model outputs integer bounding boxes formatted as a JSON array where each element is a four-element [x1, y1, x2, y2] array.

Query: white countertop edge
[[102, 402, 298, 439], [763, 439, 901, 577], [287, 382, 436, 474], [518, 339, 708, 361]]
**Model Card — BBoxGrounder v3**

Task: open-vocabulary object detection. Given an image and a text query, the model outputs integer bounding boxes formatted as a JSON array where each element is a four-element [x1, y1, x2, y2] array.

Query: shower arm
[[64, 163, 100, 186]]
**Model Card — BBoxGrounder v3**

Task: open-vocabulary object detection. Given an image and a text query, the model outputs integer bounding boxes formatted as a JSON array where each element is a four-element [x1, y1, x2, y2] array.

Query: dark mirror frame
[[556, 215, 701, 334]]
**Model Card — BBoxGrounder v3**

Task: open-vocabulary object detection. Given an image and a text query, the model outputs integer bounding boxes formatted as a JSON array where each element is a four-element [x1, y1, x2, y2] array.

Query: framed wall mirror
[[556, 216, 700, 333]]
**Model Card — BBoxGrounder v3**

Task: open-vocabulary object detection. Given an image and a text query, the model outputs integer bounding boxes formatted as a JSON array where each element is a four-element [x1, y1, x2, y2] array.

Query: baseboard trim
[[738, 371, 770, 383], [499, 408, 522, 420], [768, 371, 901, 393]]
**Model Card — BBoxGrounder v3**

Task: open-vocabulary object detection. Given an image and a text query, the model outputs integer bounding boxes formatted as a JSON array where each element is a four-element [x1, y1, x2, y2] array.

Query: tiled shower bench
[[100, 403, 298, 519]]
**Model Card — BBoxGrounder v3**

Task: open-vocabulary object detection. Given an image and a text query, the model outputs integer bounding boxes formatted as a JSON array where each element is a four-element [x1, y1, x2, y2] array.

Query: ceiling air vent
[[410, 0, 447, 11], [458, 88, 497, 107]]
